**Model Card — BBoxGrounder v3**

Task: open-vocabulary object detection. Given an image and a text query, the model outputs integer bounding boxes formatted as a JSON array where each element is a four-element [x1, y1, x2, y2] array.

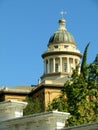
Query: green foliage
[[63, 72, 98, 126], [48, 46, 98, 126], [23, 96, 42, 116], [81, 42, 90, 78], [48, 96, 67, 112]]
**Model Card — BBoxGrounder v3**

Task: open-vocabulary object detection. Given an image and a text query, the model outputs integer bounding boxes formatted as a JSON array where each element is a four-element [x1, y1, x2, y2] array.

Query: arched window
[[64, 63, 67, 72], [54, 45, 58, 49], [55, 63, 58, 72]]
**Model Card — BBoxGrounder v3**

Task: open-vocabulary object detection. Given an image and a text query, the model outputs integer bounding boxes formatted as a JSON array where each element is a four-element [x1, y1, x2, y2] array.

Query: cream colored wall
[[4, 94, 26, 101], [44, 88, 62, 110], [31, 86, 62, 111], [32, 89, 44, 99], [48, 42, 77, 51]]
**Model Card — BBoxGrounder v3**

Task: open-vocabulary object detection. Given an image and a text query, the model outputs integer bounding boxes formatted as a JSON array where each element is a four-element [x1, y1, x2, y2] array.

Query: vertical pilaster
[[48, 59, 50, 73], [53, 58, 55, 72], [67, 57, 69, 73], [44, 59, 46, 74]]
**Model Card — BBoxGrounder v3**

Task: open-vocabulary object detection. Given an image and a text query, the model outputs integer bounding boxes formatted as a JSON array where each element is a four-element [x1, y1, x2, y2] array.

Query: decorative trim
[[42, 51, 82, 58]]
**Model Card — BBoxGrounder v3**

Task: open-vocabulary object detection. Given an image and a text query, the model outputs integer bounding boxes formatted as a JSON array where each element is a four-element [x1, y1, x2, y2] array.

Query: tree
[[48, 96, 67, 112], [48, 68, 98, 126], [48, 45, 98, 126], [23, 96, 42, 116], [62, 73, 98, 126], [81, 42, 90, 78], [87, 54, 98, 119], [64, 45, 98, 126], [88, 54, 98, 81]]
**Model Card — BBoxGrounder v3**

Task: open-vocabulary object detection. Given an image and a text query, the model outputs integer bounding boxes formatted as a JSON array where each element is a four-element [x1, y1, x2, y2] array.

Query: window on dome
[[54, 45, 58, 49], [64, 45, 68, 48]]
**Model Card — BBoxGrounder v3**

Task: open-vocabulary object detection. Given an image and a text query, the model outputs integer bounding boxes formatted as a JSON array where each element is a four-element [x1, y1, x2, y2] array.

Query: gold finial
[[60, 11, 67, 18]]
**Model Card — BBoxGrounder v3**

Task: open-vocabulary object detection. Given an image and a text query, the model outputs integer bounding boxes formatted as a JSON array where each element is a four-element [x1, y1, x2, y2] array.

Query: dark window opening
[[64, 63, 67, 72], [64, 45, 68, 48], [54, 45, 58, 48], [55, 63, 58, 72]]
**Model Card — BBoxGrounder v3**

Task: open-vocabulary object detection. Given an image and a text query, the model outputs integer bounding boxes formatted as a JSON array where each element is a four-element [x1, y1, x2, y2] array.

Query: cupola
[[41, 16, 82, 85]]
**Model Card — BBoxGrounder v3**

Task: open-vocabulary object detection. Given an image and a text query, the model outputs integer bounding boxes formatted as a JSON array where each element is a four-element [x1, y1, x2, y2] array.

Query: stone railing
[[0, 100, 70, 130]]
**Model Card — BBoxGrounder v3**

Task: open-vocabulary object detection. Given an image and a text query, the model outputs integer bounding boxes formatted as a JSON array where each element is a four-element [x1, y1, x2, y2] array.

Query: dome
[[48, 30, 75, 44], [48, 18, 75, 46]]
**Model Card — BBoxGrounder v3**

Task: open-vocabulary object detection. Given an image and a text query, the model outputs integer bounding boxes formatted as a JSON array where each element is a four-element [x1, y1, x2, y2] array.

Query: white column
[[60, 57, 62, 72], [53, 58, 55, 72], [48, 59, 50, 73], [46, 59, 48, 74], [44, 59, 46, 74], [67, 57, 69, 73]]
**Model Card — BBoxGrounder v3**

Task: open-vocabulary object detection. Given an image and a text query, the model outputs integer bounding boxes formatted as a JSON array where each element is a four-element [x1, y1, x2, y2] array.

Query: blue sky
[[0, 0, 98, 87]]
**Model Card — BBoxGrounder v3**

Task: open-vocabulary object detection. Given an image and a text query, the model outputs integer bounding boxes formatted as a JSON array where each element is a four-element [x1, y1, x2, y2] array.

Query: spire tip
[[60, 11, 67, 18]]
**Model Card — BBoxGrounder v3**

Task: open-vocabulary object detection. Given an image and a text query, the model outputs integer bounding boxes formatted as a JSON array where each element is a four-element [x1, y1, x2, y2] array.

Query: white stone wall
[[0, 100, 27, 122], [0, 111, 70, 130], [62, 122, 98, 130]]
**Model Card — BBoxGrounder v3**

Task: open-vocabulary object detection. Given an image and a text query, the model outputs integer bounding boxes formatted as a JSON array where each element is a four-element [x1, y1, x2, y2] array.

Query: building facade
[[0, 86, 34, 101]]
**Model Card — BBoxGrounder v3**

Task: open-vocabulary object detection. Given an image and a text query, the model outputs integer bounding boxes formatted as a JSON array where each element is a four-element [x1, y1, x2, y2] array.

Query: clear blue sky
[[0, 0, 98, 87]]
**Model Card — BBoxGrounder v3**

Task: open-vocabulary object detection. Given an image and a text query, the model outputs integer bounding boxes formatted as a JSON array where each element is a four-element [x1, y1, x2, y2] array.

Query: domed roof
[[48, 30, 75, 44], [48, 18, 75, 46]]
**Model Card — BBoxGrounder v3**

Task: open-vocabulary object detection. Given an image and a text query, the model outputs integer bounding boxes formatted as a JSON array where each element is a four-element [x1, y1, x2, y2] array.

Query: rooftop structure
[[41, 17, 82, 85]]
